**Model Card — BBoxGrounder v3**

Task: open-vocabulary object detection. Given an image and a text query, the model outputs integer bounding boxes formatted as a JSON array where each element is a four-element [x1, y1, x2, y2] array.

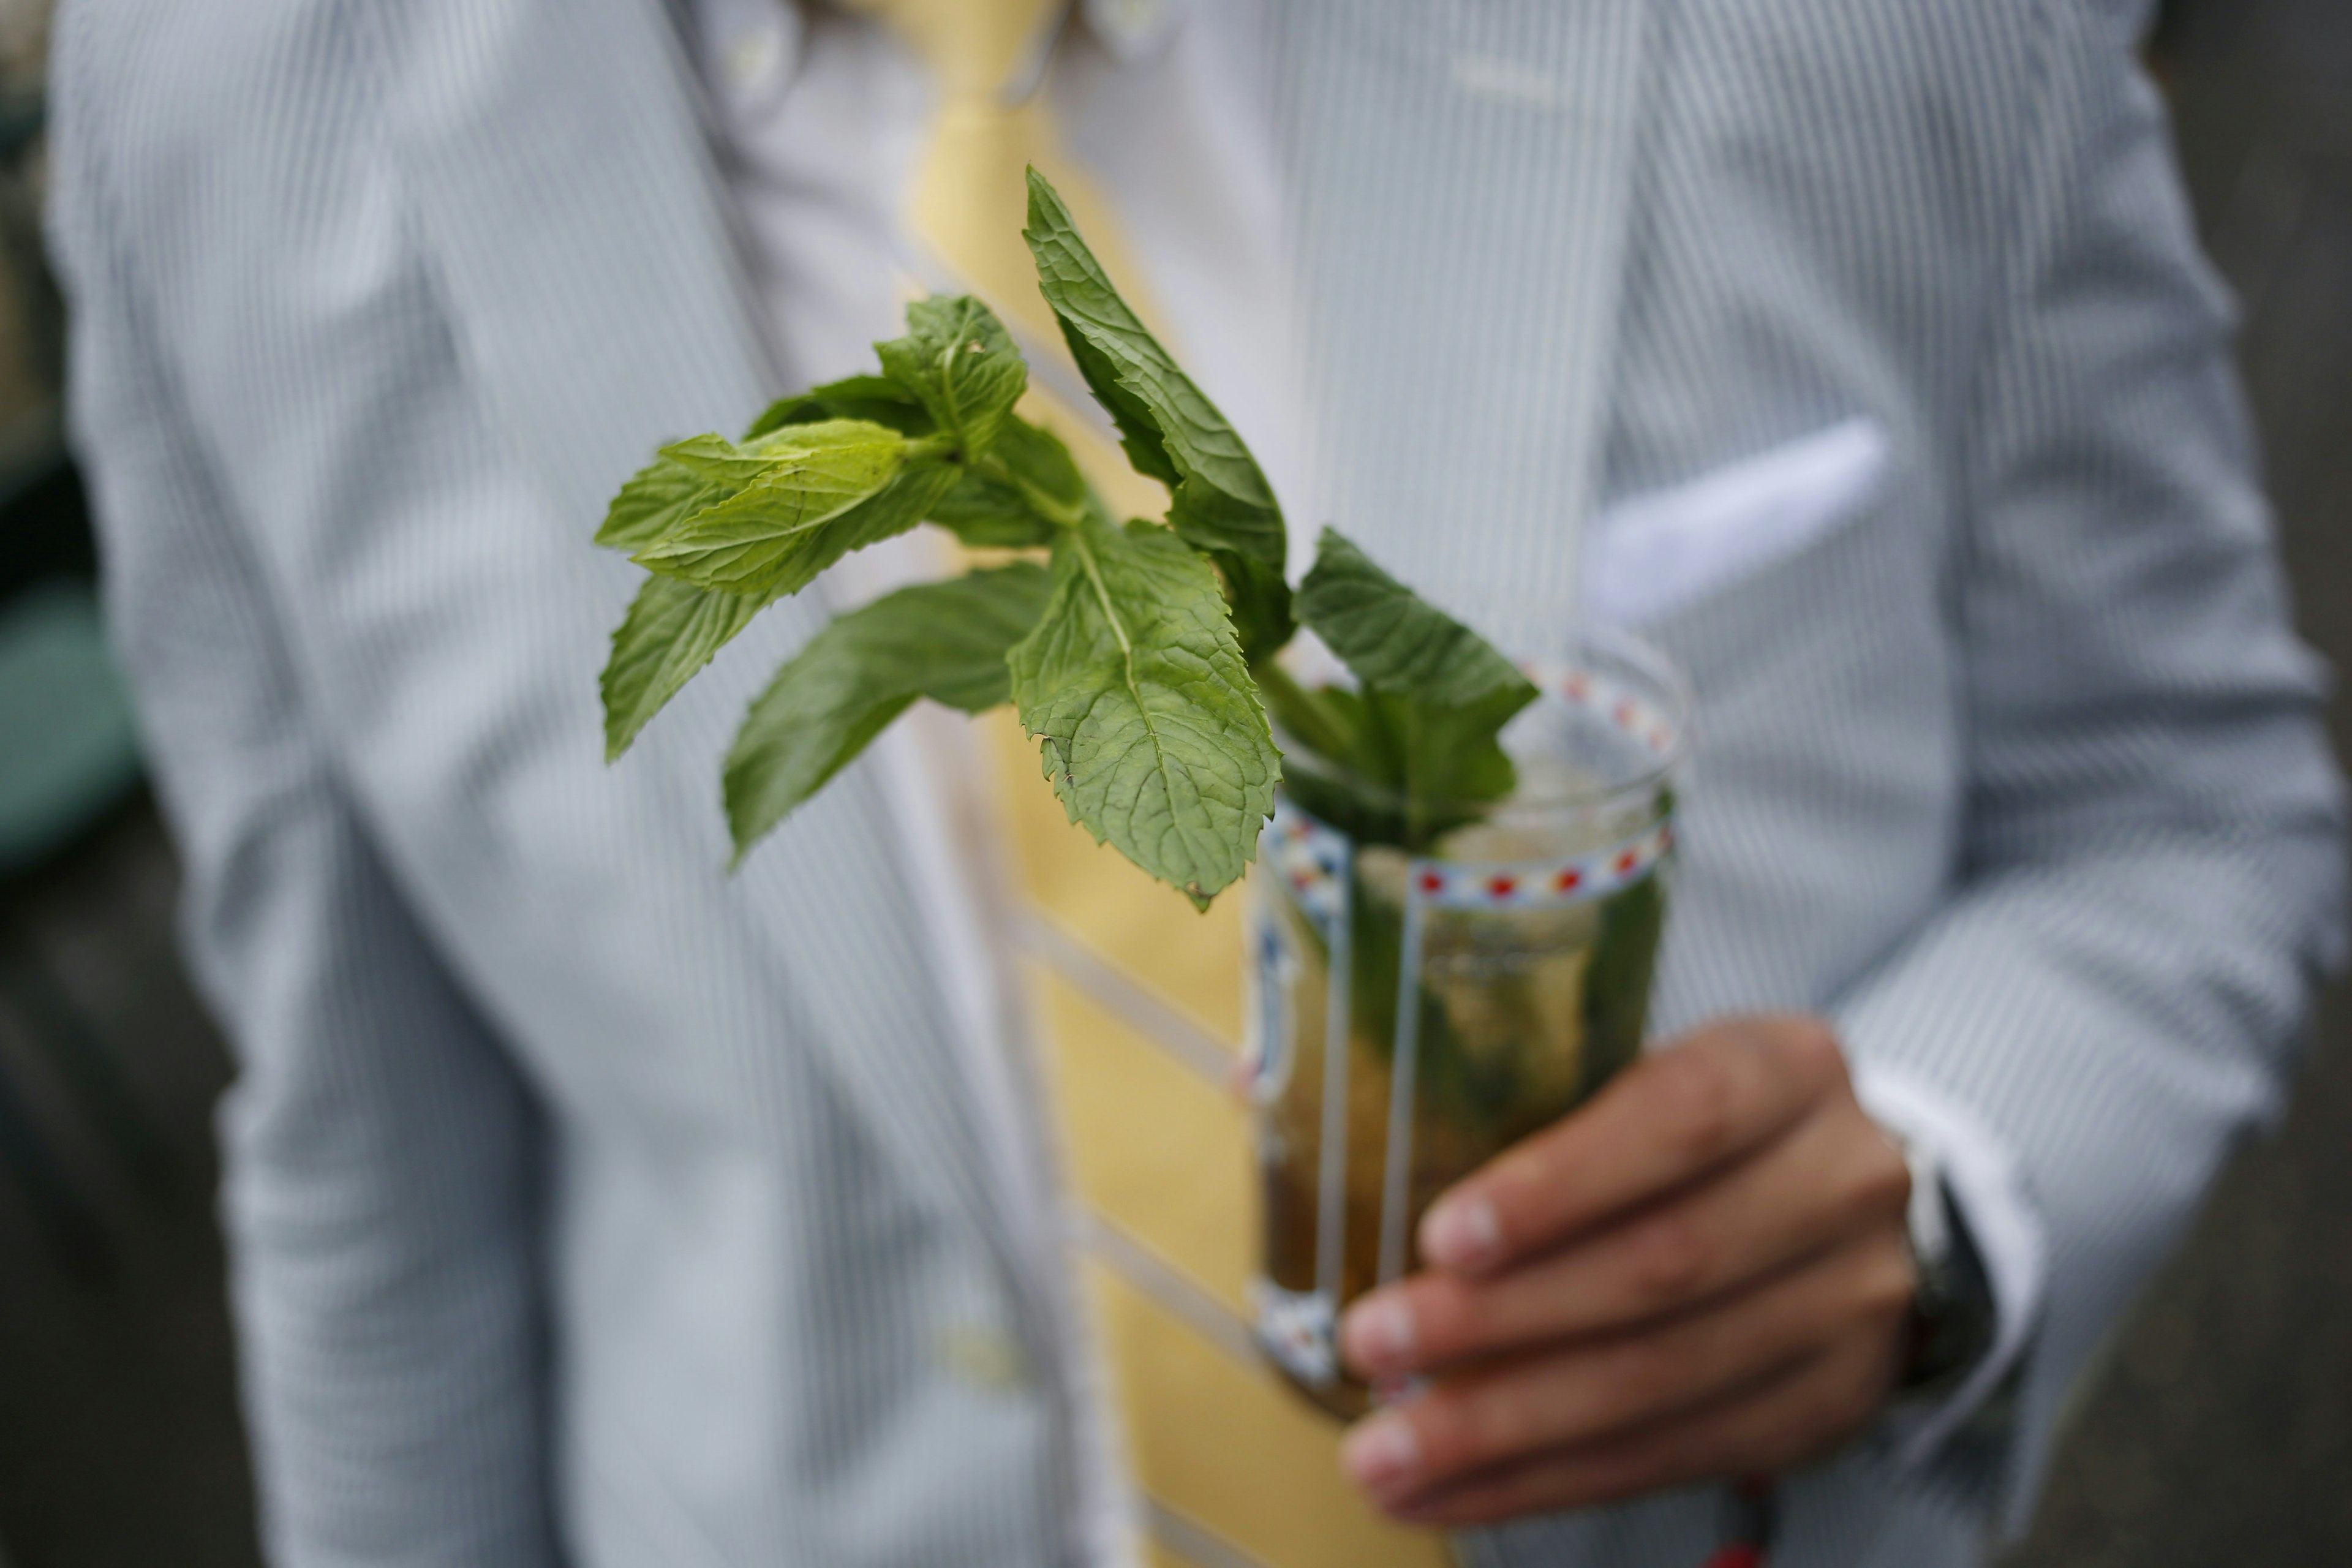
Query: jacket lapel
[[1277, 0, 1652, 654], [373, 0, 1036, 1302]]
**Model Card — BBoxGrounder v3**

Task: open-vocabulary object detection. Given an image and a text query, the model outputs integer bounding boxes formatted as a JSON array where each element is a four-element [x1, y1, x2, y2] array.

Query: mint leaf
[[1297, 528, 1537, 710], [1212, 548, 1295, 667], [1164, 470, 1283, 571], [927, 417, 1093, 548], [1272, 683, 1521, 851], [747, 374, 932, 439], [632, 420, 909, 595], [678, 460, 968, 602], [929, 470, 1057, 548], [659, 429, 823, 486], [601, 574, 766, 761], [1381, 685, 1525, 807], [604, 420, 913, 564], [876, 295, 1027, 456], [1022, 168, 1285, 576], [1310, 685, 1521, 806], [800, 461, 965, 566], [1008, 515, 1278, 907], [1174, 483, 1297, 663], [725, 564, 1054, 858], [1060, 326, 1179, 488], [990, 417, 1092, 526], [598, 455, 722, 550], [1286, 529, 1539, 849]]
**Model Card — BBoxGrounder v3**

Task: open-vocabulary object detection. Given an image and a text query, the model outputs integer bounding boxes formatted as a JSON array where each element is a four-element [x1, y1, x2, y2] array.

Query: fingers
[[1339, 1227, 1915, 1506], [1383, 1330, 1905, 1526], [1333, 1012, 1910, 1525], [1343, 1090, 1911, 1378], [1417, 1016, 1851, 1276]]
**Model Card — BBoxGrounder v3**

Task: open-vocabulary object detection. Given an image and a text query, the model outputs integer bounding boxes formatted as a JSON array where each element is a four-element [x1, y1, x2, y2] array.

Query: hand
[[1335, 1016, 1916, 1526]]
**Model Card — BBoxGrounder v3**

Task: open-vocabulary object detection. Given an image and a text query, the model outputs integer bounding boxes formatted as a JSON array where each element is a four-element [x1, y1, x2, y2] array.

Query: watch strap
[[1895, 1137, 1997, 1393]]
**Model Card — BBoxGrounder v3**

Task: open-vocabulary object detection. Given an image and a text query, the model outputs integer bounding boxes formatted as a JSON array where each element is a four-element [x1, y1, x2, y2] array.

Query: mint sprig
[[596, 168, 1535, 900]]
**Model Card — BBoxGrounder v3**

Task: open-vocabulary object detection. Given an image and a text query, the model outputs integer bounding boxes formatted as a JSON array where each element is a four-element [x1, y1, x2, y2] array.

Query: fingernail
[[1421, 1195, 1502, 1270], [1340, 1412, 1420, 1494], [1340, 1292, 1415, 1371]]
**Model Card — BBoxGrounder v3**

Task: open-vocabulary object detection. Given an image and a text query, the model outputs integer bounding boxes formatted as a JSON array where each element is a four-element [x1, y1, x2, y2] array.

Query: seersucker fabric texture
[[44, 1, 2343, 1567], [49, 0, 1077, 1564]]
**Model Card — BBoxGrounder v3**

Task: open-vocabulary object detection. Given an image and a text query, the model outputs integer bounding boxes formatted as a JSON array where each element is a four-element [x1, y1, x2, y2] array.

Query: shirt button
[[723, 26, 786, 93], [1084, 0, 1178, 62], [938, 1325, 1033, 1394]]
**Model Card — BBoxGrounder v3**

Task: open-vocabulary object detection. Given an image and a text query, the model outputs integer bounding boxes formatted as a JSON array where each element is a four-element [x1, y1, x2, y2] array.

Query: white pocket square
[[1584, 417, 1890, 627]]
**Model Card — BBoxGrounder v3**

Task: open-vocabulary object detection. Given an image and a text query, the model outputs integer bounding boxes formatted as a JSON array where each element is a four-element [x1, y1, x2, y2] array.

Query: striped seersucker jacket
[[45, 1, 2345, 1567]]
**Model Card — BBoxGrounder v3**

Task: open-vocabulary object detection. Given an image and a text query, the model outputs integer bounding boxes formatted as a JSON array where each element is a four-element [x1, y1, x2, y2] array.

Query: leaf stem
[[974, 452, 1088, 530], [1069, 526, 1136, 660], [1251, 659, 1355, 764], [1403, 701, 1430, 852]]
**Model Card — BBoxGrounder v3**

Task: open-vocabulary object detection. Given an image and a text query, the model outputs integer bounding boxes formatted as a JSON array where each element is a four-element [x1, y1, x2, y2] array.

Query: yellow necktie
[[866, 5, 1451, 1564]]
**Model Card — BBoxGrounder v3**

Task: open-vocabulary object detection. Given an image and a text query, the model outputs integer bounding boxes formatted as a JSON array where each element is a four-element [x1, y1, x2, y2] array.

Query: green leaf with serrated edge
[[1271, 682, 1521, 852], [875, 296, 1027, 456], [747, 375, 933, 440], [991, 417, 1090, 524], [599, 424, 925, 758], [1059, 323, 1180, 488], [600, 574, 767, 761], [810, 461, 963, 559], [598, 457, 722, 550], [930, 470, 1058, 548], [1165, 470, 1281, 567], [640, 458, 956, 606], [701, 459, 965, 603], [658, 431, 793, 484], [1296, 528, 1538, 710], [633, 421, 908, 594], [606, 420, 899, 559], [1022, 168, 1285, 574], [1008, 516, 1278, 907], [1382, 685, 1524, 806], [1211, 548, 1294, 667], [1365, 685, 1525, 846], [725, 564, 1054, 859], [927, 417, 1095, 548], [1183, 481, 1298, 666], [1327, 685, 1521, 806]]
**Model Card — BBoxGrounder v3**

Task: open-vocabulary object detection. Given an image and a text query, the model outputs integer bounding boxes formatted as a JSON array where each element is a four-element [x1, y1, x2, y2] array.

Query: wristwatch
[[1891, 1134, 1998, 1395]]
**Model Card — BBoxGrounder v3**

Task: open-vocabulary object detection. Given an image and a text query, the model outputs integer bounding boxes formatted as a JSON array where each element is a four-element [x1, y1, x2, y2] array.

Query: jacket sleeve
[[1827, 3, 2345, 1529], [46, 29, 565, 1567]]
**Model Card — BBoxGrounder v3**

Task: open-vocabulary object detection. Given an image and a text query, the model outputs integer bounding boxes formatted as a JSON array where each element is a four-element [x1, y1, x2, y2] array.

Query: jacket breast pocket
[[1584, 418, 1890, 628]]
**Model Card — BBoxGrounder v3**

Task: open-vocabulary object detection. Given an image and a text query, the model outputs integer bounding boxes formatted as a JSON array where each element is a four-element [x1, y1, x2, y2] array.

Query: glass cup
[[1245, 628, 1692, 1417]]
